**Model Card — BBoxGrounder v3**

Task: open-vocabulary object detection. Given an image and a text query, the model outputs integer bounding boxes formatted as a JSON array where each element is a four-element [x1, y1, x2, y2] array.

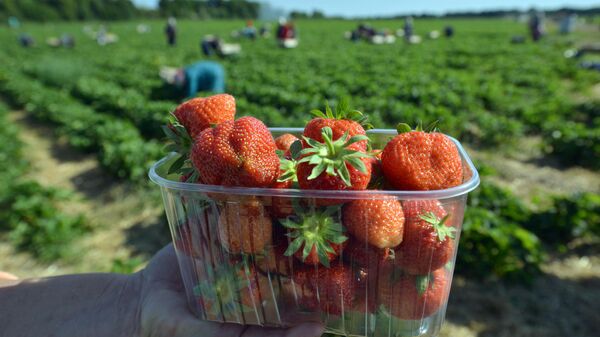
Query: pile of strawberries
[[164, 94, 465, 321]]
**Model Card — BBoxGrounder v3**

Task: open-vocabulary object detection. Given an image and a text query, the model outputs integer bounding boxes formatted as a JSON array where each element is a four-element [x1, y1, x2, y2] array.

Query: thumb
[[285, 322, 324, 337]]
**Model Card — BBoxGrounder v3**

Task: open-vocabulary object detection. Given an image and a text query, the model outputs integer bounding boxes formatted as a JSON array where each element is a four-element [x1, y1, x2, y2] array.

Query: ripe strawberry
[[304, 98, 370, 151], [378, 268, 448, 320], [342, 197, 405, 249], [281, 206, 348, 267], [344, 236, 396, 269], [173, 94, 236, 140], [291, 263, 357, 315], [297, 127, 372, 192], [396, 200, 456, 275], [218, 198, 272, 254], [191, 116, 279, 187], [381, 124, 462, 191], [274, 133, 300, 152]]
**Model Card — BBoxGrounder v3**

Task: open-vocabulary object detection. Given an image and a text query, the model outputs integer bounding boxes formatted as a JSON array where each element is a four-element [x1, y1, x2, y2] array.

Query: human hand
[[137, 244, 324, 337]]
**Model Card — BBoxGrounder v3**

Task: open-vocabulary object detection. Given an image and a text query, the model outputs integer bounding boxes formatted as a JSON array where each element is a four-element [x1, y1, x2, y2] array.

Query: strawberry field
[[0, 18, 599, 337]]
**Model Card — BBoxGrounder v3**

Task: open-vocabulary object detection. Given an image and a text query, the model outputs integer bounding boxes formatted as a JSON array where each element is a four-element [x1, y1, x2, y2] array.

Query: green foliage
[[543, 118, 600, 170], [457, 207, 543, 282], [528, 193, 600, 248], [0, 101, 89, 262], [1, 181, 88, 261]]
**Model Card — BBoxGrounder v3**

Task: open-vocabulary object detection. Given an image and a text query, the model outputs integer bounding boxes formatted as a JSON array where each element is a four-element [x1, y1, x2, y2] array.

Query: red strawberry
[[343, 236, 396, 269], [218, 198, 272, 254], [296, 127, 372, 193], [190, 116, 279, 187], [381, 124, 462, 191], [396, 200, 456, 275], [173, 94, 236, 140], [303, 98, 370, 151], [281, 206, 348, 267], [291, 263, 357, 315], [342, 197, 405, 249], [274, 133, 300, 152], [378, 268, 448, 320]]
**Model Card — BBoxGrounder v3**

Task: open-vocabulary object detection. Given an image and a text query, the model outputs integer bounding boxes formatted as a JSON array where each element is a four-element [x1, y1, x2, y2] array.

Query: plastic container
[[149, 128, 480, 337]]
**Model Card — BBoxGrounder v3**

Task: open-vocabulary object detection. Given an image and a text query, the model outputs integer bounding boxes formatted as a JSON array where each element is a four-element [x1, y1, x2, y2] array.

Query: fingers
[[0, 271, 18, 281], [241, 322, 324, 337]]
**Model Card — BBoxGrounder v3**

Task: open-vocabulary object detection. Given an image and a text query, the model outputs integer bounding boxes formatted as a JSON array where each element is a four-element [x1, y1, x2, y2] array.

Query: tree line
[[0, 0, 260, 22]]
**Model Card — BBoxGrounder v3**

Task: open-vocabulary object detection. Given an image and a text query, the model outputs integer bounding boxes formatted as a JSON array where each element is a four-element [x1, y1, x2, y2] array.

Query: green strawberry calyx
[[419, 212, 456, 242], [277, 140, 303, 183], [396, 120, 440, 134], [193, 263, 253, 315], [415, 273, 434, 296], [162, 115, 199, 182], [310, 97, 372, 129], [299, 127, 371, 187], [281, 206, 348, 268]]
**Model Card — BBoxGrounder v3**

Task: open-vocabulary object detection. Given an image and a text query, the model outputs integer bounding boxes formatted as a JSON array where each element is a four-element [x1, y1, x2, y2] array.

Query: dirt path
[[0, 111, 167, 278]]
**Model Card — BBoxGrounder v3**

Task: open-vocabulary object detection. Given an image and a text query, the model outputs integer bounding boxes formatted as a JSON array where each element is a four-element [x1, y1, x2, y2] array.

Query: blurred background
[[0, 1, 598, 336]]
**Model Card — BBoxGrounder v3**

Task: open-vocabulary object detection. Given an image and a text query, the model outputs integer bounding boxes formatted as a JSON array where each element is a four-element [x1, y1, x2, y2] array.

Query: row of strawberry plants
[[0, 65, 163, 183], [0, 101, 89, 261], [458, 166, 600, 281], [20, 60, 174, 140]]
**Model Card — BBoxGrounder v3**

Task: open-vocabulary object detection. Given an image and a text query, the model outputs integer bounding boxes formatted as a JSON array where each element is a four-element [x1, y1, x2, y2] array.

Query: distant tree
[[312, 10, 325, 19]]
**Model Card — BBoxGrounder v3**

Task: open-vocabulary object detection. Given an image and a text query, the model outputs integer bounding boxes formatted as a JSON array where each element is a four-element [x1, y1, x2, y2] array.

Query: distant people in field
[[201, 35, 241, 57], [560, 14, 577, 34], [403, 17, 414, 41], [160, 61, 226, 98], [529, 11, 545, 42], [18, 33, 34, 48], [46, 34, 75, 48], [444, 25, 454, 38], [277, 18, 298, 48], [165, 17, 177, 46], [241, 20, 257, 40], [259, 23, 271, 38], [96, 24, 118, 45], [565, 44, 600, 71], [350, 23, 376, 42], [8, 16, 20, 29]]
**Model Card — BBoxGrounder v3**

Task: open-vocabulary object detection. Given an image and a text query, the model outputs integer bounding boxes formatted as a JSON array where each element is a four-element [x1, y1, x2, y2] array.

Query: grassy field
[[0, 17, 599, 336]]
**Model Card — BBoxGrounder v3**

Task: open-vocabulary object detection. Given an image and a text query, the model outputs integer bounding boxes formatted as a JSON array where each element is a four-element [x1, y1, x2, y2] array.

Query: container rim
[[149, 128, 480, 200]]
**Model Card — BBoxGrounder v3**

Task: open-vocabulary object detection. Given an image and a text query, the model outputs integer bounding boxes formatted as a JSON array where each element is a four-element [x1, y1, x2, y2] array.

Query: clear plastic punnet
[[149, 128, 480, 337]]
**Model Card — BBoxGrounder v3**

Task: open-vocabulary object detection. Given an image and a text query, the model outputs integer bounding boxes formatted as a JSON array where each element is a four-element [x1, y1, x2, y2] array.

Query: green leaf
[[337, 162, 352, 186], [310, 109, 327, 119], [302, 241, 313, 260], [346, 157, 367, 173], [290, 140, 303, 160], [396, 123, 412, 134], [416, 275, 431, 296], [325, 102, 334, 118], [307, 161, 327, 180], [284, 237, 305, 256], [168, 155, 186, 174], [162, 124, 179, 141]]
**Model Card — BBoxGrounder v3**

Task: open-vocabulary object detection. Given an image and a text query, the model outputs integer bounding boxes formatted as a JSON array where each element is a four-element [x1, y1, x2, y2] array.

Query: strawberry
[[291, 263, 358, 315], [343, 236, 396, 269], [396, 200, 456, 275], [190, 116, 279, 187], [297, 127, 372, 192], [274, 133, 300, 152], [381, 123, 462, 191], [173, 94, 236, 140], [281, 205, 348, 267], [342, 197, 405, 249], [218, 198, 272, 254], [304, 98, 370, 152], [378, 268, 448, 320]]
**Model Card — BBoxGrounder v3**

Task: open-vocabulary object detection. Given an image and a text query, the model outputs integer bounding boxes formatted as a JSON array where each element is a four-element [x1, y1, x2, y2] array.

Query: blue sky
[[133, 0, 598, 17]]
